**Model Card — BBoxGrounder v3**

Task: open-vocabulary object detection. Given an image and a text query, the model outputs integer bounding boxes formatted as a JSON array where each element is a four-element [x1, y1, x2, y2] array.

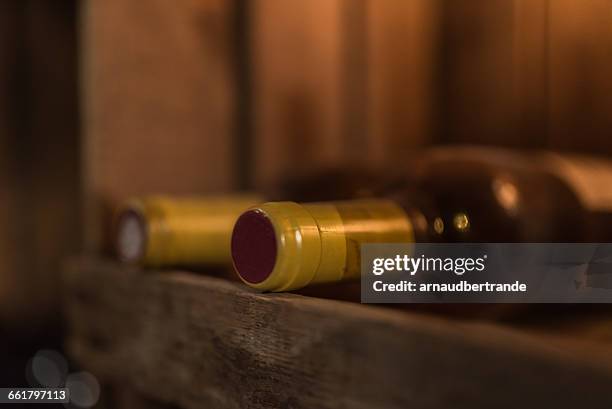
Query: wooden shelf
[[64, 258, 612, 409]]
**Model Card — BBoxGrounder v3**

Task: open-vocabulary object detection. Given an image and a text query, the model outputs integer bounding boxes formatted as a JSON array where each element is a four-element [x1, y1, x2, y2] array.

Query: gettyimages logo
[[371, 254, 488, 276], [25, 349, 100, 408], [362, 243, 612, 303]]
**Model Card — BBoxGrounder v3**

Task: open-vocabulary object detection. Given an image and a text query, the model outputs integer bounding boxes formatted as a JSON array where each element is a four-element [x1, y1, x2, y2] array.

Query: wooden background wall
[[1, 0, 612, 329], [80, 0, 612, 245], [0, 0, 79, 331]]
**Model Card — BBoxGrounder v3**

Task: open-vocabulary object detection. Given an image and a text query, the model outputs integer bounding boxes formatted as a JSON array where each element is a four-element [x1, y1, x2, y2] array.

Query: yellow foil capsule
[[231, 200, 414, 291], [115, 195, 264, 267]]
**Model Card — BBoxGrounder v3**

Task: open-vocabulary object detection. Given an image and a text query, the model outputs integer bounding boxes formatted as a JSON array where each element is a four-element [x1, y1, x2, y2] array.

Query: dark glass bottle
[[406, 146, 612, 243], [231, 146, 612, 291]]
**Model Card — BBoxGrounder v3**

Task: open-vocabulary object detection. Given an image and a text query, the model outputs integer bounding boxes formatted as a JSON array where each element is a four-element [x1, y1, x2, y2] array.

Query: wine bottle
[[115, 195, 263, 267], [407, 146, 612, 243], [114, 167, 394, 268], [231, 146, 612, 291]]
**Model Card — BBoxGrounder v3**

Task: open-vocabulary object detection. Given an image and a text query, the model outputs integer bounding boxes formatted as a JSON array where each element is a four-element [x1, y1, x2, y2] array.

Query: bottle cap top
[[115, 207, 147, 264], [230, 209, 278, 284], [231, 202, 324, 291]]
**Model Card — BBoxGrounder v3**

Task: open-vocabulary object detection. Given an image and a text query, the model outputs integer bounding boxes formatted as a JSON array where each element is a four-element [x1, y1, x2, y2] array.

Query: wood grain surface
[[251, 0, 345, 189], [548, 0, 612, 155], [0, 0, 79, 329], [64, 258, 612, 409], [81, 0, 238, 253]]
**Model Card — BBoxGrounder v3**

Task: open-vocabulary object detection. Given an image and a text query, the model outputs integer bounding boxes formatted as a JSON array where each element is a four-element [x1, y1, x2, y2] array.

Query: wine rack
[[64, 258, 612, 409]]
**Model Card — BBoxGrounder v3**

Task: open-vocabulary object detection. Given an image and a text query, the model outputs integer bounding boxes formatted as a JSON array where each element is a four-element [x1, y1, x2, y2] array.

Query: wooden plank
[[251, 0, 439, 180], [436, 0, 514, 145], [436, 0, 549, 148], [0, 0, 26, 326], [81, 0, 238, 253], [64, 258, 612, 409], [251, 0, 345, 189], [366, 0, 438, 162], [0, 0, 79, 329], [548, 0, 612, 155], [22, 0, 81, 327], [512, 0, 549, 145]]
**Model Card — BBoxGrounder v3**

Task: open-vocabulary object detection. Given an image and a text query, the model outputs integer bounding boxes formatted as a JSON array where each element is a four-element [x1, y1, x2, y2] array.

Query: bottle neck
[[231, 199, 416, 291]]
